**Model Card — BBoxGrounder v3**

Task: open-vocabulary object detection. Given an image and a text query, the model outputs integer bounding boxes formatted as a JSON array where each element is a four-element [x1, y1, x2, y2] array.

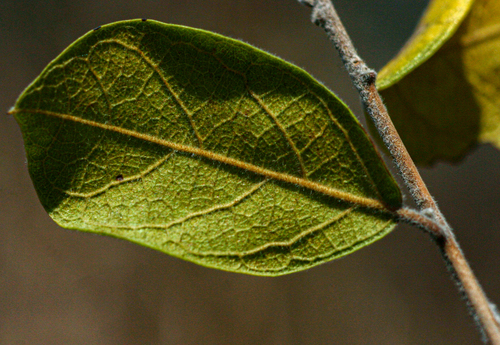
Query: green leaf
[[377, 0, 500, 164], [11, 19, 401, 276]]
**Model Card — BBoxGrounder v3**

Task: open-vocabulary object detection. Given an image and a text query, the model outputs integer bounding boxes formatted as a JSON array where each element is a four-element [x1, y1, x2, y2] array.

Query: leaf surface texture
[[13, 20, 401, 275]]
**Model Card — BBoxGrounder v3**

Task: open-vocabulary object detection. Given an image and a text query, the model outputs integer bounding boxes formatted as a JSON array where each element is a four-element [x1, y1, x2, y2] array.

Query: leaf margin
[[11, 19, 403, 276]]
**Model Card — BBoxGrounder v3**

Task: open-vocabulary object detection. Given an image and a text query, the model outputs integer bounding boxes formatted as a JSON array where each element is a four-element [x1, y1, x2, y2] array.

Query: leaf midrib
[[95, 37, 385, 204], [12, 107, 391, 211]]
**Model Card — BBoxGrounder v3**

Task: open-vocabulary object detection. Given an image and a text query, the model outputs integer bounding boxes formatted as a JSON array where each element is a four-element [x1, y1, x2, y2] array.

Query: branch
[[299, 0, 500, 343], [396, 209, 500, 344]]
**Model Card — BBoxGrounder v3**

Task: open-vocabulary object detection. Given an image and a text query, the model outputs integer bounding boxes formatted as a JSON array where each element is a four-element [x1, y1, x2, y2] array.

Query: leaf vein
[[62, 152, 174, 198], [177, 206, 356, 257], [249, 90, 308, 178], [80, 178, 268, 230], [13, 108, 389, 211], [94, 39, 205, 148]]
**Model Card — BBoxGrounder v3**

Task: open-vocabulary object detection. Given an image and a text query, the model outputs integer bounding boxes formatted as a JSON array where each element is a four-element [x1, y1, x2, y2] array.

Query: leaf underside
[[378, 0, 500, 165], [13, 20, 401, 275]]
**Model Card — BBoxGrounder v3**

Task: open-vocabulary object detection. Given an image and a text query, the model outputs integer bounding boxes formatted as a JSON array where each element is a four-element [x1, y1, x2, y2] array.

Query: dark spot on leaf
[[93, 26, 101, 31], [142, 18, 147, 22], [116, 174, 124, 181]]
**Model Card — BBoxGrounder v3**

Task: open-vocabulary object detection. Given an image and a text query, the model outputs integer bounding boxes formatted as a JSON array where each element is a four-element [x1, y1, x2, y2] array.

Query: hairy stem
[[397, 208, 500, 344], [299, 0, 500, 343]]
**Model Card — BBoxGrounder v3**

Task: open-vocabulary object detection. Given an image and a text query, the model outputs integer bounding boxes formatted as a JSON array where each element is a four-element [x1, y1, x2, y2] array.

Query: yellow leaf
[[378, 0, 474, 89], [375, 0, 500, 164]]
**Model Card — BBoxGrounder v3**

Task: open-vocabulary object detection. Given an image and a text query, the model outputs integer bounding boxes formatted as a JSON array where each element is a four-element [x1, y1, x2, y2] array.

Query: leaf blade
[[13, 20, 401, 275], [377, 0, 500, 164], [377, 0, 474, 89]]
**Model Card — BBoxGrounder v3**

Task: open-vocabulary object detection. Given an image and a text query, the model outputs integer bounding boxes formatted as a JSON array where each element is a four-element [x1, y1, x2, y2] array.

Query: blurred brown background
[[1, 1, 499, 344]]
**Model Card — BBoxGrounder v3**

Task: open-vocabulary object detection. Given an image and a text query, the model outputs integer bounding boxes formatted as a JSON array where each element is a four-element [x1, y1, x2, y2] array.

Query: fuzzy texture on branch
[[309, 0, 438, 215], [299, 0, 500, 343]]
